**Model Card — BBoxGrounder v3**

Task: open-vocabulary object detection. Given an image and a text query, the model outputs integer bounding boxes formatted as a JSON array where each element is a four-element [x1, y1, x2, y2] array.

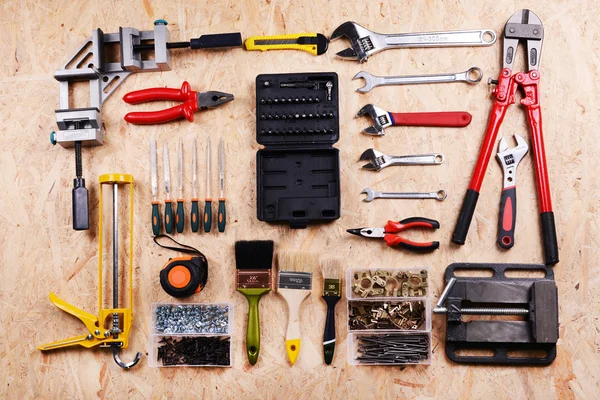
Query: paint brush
[[277, 251, 316, 365], [235, 240, 274, 365], [321, 258, 342, 365]]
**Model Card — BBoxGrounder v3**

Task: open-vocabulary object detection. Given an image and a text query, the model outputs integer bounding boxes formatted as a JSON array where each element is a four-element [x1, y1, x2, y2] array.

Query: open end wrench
[[354, 67, 482, 93], [361, 188, 447, 202], [330, 21, 497, 62]]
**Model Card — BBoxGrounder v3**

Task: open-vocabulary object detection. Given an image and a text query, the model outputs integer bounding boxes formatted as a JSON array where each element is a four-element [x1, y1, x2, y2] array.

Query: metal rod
[[112, 182, 119, 338]]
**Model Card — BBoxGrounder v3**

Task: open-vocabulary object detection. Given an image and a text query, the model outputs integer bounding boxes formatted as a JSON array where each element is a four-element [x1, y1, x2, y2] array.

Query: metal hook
[[112, 345, 142, 369]]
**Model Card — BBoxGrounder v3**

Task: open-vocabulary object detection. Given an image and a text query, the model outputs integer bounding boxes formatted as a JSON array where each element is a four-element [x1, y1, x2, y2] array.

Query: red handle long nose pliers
[[123, 81, 234, 124], [347, 217, 440, 252]]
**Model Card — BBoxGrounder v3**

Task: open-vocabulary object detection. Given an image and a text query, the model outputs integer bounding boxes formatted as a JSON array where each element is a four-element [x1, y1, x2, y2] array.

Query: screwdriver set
[[255, 72, 341, 228]]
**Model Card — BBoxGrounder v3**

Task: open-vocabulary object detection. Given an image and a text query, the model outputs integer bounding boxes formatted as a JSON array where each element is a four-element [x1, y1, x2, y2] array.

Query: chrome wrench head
[[356, 104, 391, 136], [330, 21, 385, 62], [361, 188, 378, 202], [353, 71, 380, 93], [496, 133, 529, 187], [359, 148, 390, 171]]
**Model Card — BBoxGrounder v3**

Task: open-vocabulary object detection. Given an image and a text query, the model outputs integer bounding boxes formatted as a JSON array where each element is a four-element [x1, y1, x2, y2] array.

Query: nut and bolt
[[154, 304, 229, 334]]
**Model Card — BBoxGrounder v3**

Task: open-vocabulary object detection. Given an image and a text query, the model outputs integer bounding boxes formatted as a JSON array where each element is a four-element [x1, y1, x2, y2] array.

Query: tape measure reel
[[154, 235, 208, 298]]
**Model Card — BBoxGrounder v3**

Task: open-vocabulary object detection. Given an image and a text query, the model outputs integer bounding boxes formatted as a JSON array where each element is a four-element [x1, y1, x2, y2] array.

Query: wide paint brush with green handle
[[235, 240, 274, 365]]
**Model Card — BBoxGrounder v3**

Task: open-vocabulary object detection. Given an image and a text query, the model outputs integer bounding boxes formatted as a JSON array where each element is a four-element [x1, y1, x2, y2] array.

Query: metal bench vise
[[434, 263, 559, 365]]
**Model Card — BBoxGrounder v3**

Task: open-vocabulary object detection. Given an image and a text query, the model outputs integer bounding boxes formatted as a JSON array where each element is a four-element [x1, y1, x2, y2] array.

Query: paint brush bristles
[[278, 251, 316, 274]]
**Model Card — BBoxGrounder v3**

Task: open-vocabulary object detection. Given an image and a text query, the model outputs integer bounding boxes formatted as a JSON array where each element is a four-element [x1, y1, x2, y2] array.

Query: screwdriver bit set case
[[346, 267, 432, 366], [255, 72, 340, 229]]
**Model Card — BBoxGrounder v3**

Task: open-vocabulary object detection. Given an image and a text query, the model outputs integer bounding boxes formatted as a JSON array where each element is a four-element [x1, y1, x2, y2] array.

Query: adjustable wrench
[[357, 104, 472, 135], [361, 188, 446, 202], [330, 21, 496, 62], [360, 148, 444, 171], [354, 67, 482, 93], [496, 134, 529, 249]]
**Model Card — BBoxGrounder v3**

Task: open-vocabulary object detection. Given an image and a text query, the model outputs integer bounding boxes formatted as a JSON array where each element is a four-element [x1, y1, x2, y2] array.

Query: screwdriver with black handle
[[203, 138, 212, 232], [191, 138, 200, 232], [163, 141, 174, 234], [218, 138, 226, 232], [150, 139, 161, 235], [176, 138, 185, 233]]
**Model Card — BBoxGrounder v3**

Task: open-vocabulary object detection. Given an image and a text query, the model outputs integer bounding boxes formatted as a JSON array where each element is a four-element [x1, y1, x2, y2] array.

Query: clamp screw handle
[[50, 131, 57, 145], [154, 19, 168, 25]]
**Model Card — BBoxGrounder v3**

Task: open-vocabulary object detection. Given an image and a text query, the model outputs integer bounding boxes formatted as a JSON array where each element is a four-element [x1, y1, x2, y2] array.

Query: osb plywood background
[[1, 0, 599, 399]]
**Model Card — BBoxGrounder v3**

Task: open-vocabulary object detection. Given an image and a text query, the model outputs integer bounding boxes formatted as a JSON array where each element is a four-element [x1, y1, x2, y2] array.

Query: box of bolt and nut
[[148, 303, 233, 367], [345, 267, 432, 366]]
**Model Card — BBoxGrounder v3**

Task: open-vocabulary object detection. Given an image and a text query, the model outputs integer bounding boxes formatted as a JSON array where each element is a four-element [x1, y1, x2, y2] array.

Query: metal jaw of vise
[[52, 21, 173, 148], [38, 174, 142, 369]]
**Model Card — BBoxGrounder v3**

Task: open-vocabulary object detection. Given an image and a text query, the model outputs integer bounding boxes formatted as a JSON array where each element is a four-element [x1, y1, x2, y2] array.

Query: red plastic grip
[[384, 218, 440, 233], [123, 81, 199, 124], [389, 111, 472, 127]]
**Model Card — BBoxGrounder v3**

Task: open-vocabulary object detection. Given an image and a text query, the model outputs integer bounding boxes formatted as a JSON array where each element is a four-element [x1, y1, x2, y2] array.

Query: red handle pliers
[[347, 217, 440, 252], [123, 81, 234, 125]]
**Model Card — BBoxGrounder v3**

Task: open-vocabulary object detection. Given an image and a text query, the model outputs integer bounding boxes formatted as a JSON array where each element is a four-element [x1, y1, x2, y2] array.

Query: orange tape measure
[[154, 235, 208, 298]]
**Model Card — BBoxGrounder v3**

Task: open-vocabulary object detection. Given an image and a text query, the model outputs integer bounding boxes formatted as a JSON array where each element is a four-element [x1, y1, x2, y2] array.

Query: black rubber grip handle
[[152, 202, 161, 236], [203, 200, 212, 232], [498, 187, 517, 249], [541, 212, 559, 265], [452, 189, 479, 245], [164, 200, 174, 234], [323, 296, 340, 365], [190, 33, 242, 49], [191, 200, 200, 232], [398, 240, 440, 252], [217, 199, 226, 232], [176, 200, 184, 233]]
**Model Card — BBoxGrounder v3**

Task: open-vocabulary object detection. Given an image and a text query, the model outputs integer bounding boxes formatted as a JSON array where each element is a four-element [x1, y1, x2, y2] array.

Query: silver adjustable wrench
[[360, 149, 443, 171], [496, 133, 529, 249], [330, 21, 496, 62], [354, 67, 482, 93]]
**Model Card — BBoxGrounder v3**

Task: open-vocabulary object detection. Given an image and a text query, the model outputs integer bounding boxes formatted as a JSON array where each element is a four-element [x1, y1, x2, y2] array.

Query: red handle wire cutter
[[123, 81, 234, 124], [452, 9, 559, 265], [347, 217, 440, 252]]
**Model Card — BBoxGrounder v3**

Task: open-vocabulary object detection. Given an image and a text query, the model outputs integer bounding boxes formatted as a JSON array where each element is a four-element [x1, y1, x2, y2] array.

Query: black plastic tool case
[[255, 72, 340, 229]]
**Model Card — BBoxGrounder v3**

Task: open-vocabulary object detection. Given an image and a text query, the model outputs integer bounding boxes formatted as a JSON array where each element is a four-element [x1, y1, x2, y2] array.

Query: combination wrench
[[354, 67, 482, 93], [361, 188, 447, 202]]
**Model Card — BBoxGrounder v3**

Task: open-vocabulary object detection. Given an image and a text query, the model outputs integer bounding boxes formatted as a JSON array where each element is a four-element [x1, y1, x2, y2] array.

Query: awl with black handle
[[191, 138, 200, 232], [176, 138, 185, 233], [203, 138, 212, 232], [163, 141, 174, 234], [218, 138, 226, 232], [150, 139, 161, 235]]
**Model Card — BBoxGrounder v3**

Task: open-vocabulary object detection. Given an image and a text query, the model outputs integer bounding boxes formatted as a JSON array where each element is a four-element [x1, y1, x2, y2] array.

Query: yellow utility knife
[[245, 33, 329, 55]]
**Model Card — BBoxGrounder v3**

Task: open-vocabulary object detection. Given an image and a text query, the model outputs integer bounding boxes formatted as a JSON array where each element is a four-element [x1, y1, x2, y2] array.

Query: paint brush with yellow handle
[[277, 251, 316, 365], [245, 33, 329, 55]]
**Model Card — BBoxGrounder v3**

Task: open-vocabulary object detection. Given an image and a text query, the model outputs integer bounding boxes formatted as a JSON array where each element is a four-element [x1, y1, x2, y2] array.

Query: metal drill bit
[[178, 138, 183, 199], [219, 138, 224, 199], [206, 137, 211, 199], [193, 138, 198, 199], [164, 141, 171, 199], [150, 140, 158, 201]]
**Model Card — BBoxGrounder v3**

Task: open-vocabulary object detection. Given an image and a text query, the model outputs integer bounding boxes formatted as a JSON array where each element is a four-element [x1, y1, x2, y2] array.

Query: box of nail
[[346, 267, 432, 366], [346, 267, 429, 299], [149, 303, 233, 367], [347, 332, 432, 366]]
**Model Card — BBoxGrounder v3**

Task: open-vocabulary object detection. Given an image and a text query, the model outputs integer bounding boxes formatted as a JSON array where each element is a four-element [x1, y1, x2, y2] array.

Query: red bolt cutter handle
[[452, 70, 558, 265], [123, 81, 199, 124], [390, 111, 472, 128], [383, 217, 440, 252]]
